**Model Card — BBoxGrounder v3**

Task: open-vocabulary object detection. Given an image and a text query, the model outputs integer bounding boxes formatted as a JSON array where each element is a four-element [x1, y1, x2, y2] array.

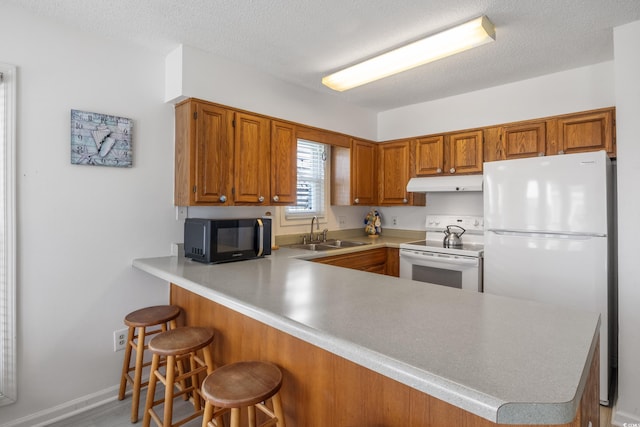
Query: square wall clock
[[70, 109, 133, 167]]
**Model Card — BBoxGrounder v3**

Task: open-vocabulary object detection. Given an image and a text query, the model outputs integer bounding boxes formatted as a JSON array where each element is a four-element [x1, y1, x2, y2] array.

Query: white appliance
[[483, 150, 613, 405], [400, 215, 484, 292]]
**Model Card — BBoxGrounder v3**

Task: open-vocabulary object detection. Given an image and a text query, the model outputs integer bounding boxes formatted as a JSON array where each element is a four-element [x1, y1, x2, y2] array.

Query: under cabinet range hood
[[406, 175, 483, 192]]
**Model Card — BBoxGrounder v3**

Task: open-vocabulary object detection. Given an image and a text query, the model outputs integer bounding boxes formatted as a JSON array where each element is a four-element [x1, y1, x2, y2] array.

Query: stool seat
[[201, 361, 286, 427], [125, 305, 181, 327], [202, 361, 283, 408], [149, 326, 214, 356]]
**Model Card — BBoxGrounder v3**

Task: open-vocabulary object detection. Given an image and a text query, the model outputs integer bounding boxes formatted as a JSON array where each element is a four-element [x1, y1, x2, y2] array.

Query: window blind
[[286, 140, 326, 217]]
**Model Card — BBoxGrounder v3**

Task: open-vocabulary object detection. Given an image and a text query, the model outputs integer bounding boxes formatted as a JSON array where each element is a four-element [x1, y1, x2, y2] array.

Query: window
[[285, 140, 327, 219], [0, 63, 16, 406]]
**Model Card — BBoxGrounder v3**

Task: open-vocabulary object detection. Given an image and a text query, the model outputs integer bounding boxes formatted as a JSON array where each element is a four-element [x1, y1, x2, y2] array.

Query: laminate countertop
[[133, 240, 599, 425]]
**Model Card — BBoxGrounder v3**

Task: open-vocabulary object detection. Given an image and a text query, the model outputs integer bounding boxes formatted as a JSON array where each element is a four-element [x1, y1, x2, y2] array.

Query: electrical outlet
[[338, 216, 347, 228], [113, 328, 128, 352], [392, 216, 398, 226], [175, 206, 187, 221]]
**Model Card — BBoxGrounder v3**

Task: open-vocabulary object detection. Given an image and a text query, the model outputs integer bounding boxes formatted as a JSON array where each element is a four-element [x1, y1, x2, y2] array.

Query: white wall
[[613, 19, 640, 426], [167, 44, 378, 141], [0, 3, 178, 425], [378, 61, 615, 140]]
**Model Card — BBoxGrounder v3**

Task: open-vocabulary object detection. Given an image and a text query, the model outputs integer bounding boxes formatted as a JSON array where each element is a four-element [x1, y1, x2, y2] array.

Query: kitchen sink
[[288, 240, 370, 251], [323, 239, 370, 248]]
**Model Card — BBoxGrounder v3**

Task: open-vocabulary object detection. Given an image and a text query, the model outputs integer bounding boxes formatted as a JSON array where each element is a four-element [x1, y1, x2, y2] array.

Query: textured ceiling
[[8, 0, 640, 111]]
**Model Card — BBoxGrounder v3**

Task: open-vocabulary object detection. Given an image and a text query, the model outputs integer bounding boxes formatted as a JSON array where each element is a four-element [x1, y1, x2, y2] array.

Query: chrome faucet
[[310, 216, 319, 242]]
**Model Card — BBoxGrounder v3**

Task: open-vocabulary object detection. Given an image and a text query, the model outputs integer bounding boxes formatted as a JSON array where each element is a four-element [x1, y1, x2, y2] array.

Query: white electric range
[[399, 215, 484, 292]]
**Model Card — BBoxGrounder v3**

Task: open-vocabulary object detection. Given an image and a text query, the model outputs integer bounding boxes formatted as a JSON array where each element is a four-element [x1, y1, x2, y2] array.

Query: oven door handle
[[400, 250, 479, 267]]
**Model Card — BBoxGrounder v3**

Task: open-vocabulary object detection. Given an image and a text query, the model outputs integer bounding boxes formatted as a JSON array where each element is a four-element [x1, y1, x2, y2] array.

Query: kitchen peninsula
[[133, 243, 600, 426]]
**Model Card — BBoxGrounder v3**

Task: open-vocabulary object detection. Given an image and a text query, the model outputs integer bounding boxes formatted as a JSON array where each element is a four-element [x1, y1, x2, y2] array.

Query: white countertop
[[133, 243, 599, 424]]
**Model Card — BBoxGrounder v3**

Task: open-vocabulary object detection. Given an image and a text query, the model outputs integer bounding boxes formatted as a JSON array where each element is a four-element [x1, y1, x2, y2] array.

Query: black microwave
[[184, 218, 272, 264]]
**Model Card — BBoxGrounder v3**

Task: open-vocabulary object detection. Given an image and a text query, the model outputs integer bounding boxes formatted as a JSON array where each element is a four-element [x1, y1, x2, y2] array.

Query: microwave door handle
[[256, 219, 264, 256]]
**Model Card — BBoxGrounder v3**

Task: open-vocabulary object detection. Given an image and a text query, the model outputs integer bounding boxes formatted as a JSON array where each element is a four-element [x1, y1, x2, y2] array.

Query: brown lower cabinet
[[171, 284, 599, 427], [312, 247, 399, 277]]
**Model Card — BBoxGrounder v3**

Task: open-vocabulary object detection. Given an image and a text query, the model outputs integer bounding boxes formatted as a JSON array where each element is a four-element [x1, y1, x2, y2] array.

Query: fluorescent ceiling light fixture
[[322, 15, 496, 91]]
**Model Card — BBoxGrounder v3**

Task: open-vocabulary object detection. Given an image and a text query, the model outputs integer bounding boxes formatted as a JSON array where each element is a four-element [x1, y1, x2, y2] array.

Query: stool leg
[[143, 353, 160, 427], [131, 326, 147, 422], [230, 407, 241, 427], [163, 355, 176, 427], [118, 326, 135, 401], [247, 405, 256, 427], [272, 392, 286, 427], [201, 401, 213, 427], [202, 346, 215, 374], [190, 352, 202, 411]]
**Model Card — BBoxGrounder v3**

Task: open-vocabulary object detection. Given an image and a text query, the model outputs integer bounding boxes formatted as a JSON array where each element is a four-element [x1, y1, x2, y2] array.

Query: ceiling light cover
[[322, 15, 496, 92]]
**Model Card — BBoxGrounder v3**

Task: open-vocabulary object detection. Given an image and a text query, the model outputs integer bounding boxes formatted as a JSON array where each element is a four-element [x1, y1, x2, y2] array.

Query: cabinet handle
[[258, 196, 265, 203], [538, 152, 545, 157], [354, 198, 360, 204], [436, 168, 442, 173], [558, 150, 565, 155], [272, 195, 279, 202], [403, 198, 408, 204], [450, 168, 456, 174], [219, 195, 227, 203]]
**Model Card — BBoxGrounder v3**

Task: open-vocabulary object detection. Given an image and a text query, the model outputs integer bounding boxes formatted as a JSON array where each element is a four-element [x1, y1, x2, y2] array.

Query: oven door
[[399, 249, 483, 292]]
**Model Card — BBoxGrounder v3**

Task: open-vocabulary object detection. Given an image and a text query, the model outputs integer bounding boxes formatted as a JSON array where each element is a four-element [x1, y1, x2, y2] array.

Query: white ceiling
[[9, 0, 640, 112]]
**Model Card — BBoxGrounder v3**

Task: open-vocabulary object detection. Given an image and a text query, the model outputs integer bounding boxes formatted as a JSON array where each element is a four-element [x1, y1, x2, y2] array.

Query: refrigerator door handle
[[488, 229, 606, 238]]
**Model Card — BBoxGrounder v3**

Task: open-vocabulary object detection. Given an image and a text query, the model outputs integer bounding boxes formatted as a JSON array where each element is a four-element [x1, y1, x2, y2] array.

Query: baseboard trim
[[0, 385, 120, 427], [612, 405, 640, 427]]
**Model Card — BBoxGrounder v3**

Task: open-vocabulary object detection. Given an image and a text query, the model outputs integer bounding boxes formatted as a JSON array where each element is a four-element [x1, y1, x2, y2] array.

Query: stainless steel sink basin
[[288, 240, 370, 251], [323, 239, 370, 248], [288, 243, 336, 251]]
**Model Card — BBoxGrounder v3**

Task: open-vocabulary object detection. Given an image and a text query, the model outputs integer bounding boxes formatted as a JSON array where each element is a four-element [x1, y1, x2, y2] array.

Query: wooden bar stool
[[143, 326, 215, 427], [119, 305, 181, 423], [201, 361, 286, 427]]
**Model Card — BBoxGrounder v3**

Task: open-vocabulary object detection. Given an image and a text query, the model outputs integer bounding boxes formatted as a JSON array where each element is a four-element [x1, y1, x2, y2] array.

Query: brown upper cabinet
[[414, 130, 483, 176], [415, 136, 445, 176], [502, 121, 547, 159], [446, 130, 484, 174], [378, 140, 424, 206], [233, 112, 271, 204], [175, 100, 233, 205], [331, 138, 377, 206], [549, 109, 615, 156], [270, 121, 298, 205], [175, 98, 616, 208], [484, 107, 615, 162], [174, 98, 296, 206]]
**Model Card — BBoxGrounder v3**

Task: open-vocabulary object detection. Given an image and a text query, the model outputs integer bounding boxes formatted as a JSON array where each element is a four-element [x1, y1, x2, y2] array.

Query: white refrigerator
[[483, 150, 614, 405]]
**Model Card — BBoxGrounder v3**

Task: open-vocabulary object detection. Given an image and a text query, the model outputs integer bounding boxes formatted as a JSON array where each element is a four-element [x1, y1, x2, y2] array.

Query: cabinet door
[[233, 112, 271, 204], [555, 109, 614, 156], [351, 139, 377, 205], [312, 248, 388, 274], [503, 121, 546, 159], [270, 121, 297, 205], [385, 248, 399, 277], [415, 136, 444, 176], [378, 141, 411, 205], [447, 130, 483, 174], [194, 102, 233, 204]]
